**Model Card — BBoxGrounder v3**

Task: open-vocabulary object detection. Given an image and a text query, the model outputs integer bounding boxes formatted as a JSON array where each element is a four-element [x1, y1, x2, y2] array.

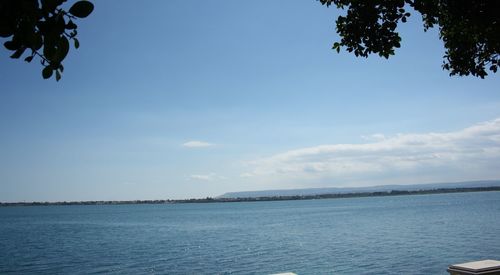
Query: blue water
[[1, 192, 499, 274]]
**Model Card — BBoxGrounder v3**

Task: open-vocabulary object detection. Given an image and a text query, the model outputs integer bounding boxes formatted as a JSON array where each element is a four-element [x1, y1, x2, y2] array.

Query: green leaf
[[10, 48, 26, 59], [55, 12, 67, 34], [69, 29, 78, 38], [66, 20, 77, 30], [42, 0, 65, 13], [29, 33, 43, 51], [4, 40, 18, 51], [0, 24, 14, 38], [69, 1, 94, 18], [55, 70, 61, 81], [43, 33, 57, 60], [57, 36, 70, 62], [24, 55, 34, 63], [42, 66, 53, 79], [74, 38, 80, 49]]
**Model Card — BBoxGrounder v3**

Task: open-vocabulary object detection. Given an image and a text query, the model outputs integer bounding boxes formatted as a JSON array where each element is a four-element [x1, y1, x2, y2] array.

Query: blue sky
[[1, 1, 499, 201]]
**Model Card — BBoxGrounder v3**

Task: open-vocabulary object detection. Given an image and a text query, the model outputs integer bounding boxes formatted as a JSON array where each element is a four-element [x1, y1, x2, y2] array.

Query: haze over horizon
[[1, 1, 500, 202]]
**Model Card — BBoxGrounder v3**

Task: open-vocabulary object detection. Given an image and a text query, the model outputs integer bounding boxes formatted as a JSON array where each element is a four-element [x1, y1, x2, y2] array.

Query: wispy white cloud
[[239, 172, 254, 178], [243, 118, 500, 186], [182, 140, 214, 148], [361, 133, 386, 141], [189, 173, 225, 181]]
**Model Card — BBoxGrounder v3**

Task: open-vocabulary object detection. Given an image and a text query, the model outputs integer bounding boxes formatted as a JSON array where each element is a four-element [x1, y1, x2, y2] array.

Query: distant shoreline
[[1, 186, 500, 207]]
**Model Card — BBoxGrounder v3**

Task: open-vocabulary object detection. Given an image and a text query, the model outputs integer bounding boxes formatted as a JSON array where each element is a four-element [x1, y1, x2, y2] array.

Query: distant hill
[[218, 180, 500, 199]]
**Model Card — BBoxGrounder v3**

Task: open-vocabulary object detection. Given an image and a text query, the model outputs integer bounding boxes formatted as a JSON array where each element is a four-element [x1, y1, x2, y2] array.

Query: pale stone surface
[[270, 273, 298, 275], [450, 260, 500, 272]]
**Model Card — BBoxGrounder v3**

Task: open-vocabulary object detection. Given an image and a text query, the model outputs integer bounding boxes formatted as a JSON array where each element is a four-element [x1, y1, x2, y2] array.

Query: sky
[[1, 1, 499, 202]]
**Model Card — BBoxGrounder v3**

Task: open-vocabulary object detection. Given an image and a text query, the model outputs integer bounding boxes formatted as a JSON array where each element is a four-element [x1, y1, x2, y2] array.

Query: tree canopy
[[320, 0, 499, 78], [0, 0, 93, 81], [1, 1, 498, 80]]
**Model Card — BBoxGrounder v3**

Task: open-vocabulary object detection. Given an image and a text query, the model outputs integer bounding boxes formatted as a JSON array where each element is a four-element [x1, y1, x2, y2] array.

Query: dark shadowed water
[[1, 192, 499, 274]]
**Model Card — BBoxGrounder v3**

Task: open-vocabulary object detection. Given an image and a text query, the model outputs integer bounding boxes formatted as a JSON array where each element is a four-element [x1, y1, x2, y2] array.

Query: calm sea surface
[[1, 192, 499, 274]]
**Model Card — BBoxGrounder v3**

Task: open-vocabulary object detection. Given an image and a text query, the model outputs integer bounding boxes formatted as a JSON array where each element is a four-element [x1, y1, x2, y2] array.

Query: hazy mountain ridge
[[218, 180, 500, 198]]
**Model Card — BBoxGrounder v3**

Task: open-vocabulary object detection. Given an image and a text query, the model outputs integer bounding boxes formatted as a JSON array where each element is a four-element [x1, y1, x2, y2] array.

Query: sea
[[1, 191, 499, 274]]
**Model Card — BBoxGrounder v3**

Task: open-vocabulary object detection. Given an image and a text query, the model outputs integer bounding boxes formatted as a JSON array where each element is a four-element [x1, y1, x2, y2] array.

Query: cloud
[[243, 118, 500, 186], [239, 172, 255, 178], [189, 173, 225, 181], [361, 133, 386, 141], [182, 140, 214, 148]]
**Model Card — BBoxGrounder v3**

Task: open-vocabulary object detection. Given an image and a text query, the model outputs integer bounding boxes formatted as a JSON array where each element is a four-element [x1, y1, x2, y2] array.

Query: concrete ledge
[[448, 260, 500, 275]]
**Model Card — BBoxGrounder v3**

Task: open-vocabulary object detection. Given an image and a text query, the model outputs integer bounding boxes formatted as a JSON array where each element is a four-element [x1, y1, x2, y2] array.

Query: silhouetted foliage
[[0, 0, 93, 81], [319, 0, 499, 78], [2, 1, 498, 80]]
